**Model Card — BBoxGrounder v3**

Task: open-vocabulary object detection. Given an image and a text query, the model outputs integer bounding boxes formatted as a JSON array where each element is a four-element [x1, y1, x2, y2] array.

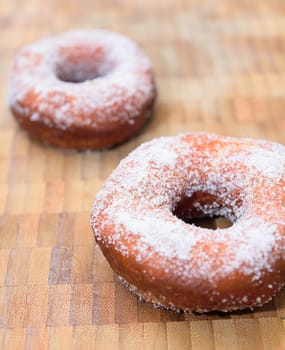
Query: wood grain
[[1, 0, 285, 348]]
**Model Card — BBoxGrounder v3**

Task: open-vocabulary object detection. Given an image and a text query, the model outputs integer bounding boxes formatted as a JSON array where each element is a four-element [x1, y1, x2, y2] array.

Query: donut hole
[[173, 190, 236, 229], [55, 45, 115, 83], [188, 217, 232, 229]]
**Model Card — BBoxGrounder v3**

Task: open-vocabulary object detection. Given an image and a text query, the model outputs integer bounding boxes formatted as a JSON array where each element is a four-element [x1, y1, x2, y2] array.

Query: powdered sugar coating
[[91, 132, 285, 311], [8, 30, 156, 145]]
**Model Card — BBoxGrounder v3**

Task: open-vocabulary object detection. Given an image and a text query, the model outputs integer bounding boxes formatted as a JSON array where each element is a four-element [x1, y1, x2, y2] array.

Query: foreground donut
[[8, 30, 156, 149], [91, 133, 285, 312]]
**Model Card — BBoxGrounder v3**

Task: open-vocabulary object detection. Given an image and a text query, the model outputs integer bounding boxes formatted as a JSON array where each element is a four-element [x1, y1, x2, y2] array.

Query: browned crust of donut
[[117, 275, 281, 314], [98, 235, 285, 312], [11, 99, 155, 150]]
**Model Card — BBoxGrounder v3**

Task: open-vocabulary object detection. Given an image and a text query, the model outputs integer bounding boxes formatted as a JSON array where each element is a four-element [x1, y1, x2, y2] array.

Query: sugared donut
[[91, 133, 285, 312], [8, 30, 156, 149]]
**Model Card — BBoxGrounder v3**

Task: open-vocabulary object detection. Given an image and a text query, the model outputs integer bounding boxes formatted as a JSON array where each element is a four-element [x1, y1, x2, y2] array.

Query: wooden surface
[[1, 0, 285, 349]]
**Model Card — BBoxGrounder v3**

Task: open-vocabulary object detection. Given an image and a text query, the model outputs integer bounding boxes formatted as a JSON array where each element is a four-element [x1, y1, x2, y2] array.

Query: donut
[[8, 30, 156, 149], [91, 132, 285, 312]]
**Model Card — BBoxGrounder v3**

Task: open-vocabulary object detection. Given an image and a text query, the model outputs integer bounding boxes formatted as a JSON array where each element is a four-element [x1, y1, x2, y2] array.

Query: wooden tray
[[1, 0, 285, 348]]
